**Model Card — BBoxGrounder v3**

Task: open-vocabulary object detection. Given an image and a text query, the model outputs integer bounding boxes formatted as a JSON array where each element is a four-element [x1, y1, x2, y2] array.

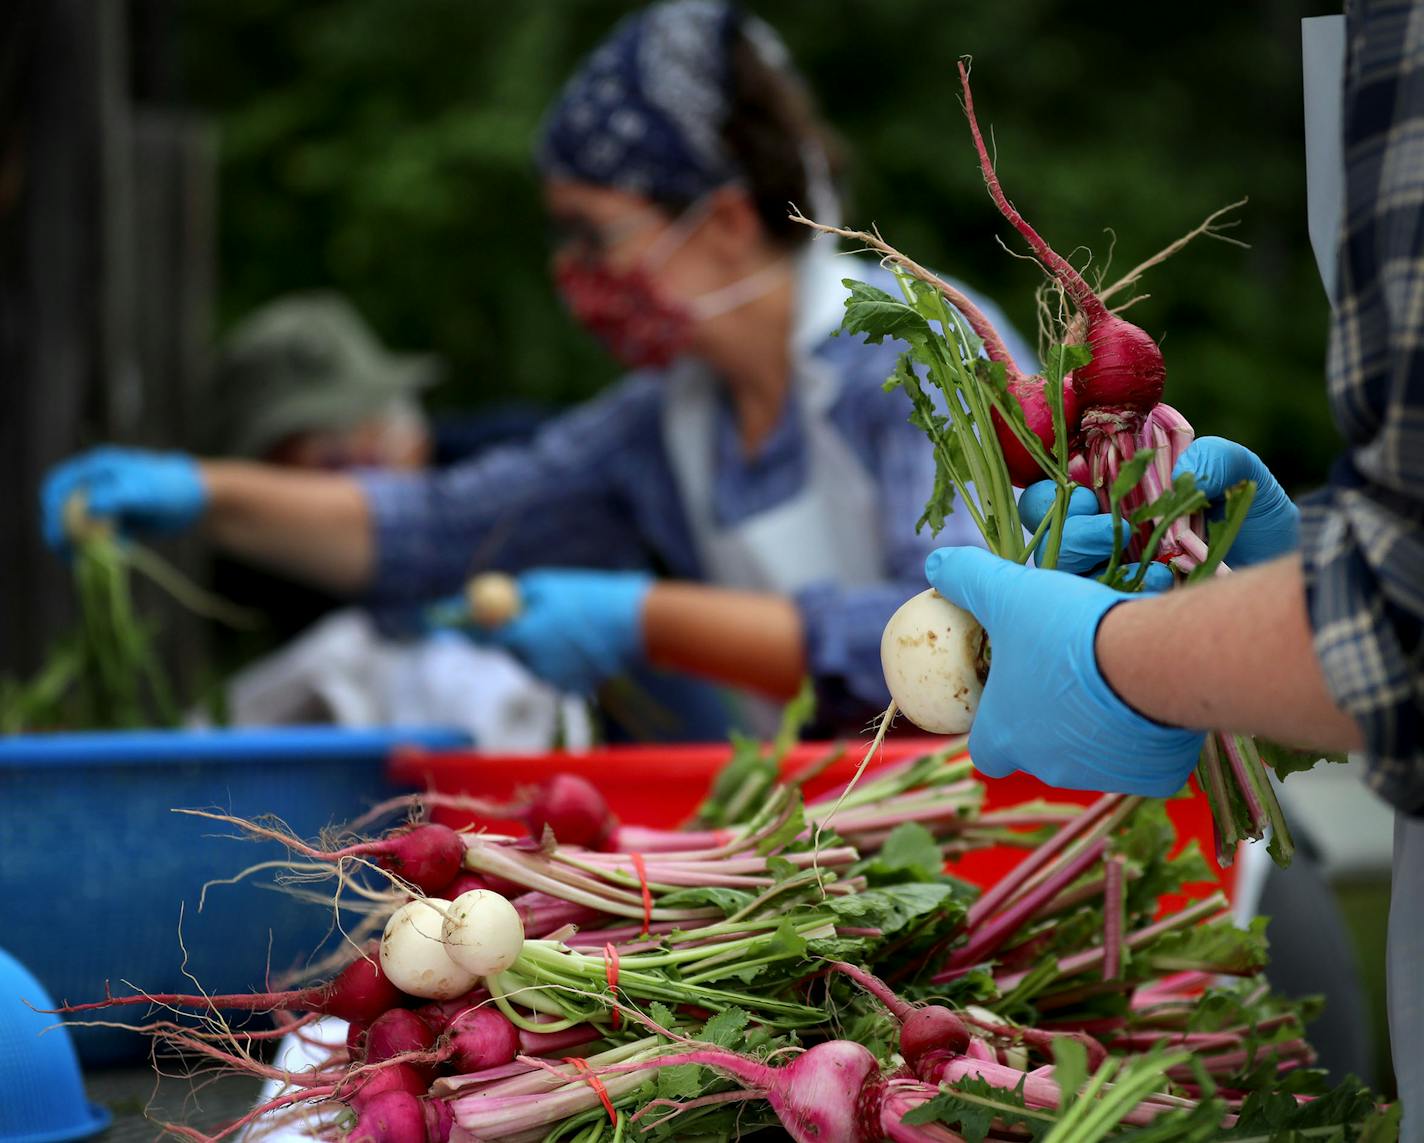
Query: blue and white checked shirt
[[1299, 0, 1424, 814], [359, 258, 1033, 718]]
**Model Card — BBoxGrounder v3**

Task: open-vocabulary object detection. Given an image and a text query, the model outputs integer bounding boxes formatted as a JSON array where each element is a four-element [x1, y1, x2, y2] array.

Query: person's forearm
[[642, 582, 806, 699], [1095, 555, 1362, 751], [199, 461, 374, 595]]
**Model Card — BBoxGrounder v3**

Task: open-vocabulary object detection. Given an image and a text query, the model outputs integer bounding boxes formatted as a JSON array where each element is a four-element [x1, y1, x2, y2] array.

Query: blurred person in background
[[40, 0, 1033, 737], [196, 291, 589, 750]]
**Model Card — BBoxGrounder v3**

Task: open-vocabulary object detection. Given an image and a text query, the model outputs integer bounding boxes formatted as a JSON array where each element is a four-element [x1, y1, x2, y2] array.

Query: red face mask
[[554, 258, 693, 371]]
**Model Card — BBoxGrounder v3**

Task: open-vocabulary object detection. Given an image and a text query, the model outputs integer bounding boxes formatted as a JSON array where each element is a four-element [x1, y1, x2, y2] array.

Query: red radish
[[825, 963, 971, 1071], [370, 824, 466, 895], [899, 1006, 972, 1069], [56, 946, 406, 1024], [993, 375, 1082, 485], [349, 1090, 428, 1142], [347, 1020, 371, 1056], [349, 1064, 432, 1109], [958, 60, 1165, 419], [445, 1007, 520, 1072], [660, 1040, 880, 1143], [525, 773, 614, 848], [366, 1008, 439, 1066], [415, 989, 488, 1031]]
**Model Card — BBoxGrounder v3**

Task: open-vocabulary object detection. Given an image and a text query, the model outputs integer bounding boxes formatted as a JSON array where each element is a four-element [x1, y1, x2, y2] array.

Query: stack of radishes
[[50, 735, 1391, 1142]]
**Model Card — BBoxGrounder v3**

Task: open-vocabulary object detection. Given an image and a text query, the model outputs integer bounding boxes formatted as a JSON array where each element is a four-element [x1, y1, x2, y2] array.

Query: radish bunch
[[794, 61, 1293, 867], [52, 744, 1390, 1141]]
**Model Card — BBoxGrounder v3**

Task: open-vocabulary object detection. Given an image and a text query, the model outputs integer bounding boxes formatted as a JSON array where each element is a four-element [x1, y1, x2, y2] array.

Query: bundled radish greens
[[54, 697, 1392, 1141], [790, 60, 1339, 870], [0, 499, 256, 731]]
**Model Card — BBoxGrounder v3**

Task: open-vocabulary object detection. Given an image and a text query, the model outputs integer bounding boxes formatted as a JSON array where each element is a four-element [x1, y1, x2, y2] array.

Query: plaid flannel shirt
[[1299, 0, 1424, 814]]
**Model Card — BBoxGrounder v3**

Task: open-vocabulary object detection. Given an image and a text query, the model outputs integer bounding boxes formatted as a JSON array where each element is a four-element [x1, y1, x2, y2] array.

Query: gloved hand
[[429, 569, 653, 695], [1018, 482, 1174, 591], [1171, 437, 1299, 566], [924, 546, 1205, 796], [41, 446, 207, 551]]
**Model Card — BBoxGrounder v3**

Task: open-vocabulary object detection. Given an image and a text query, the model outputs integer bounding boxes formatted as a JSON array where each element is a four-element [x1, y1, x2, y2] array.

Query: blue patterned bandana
[[537, 0, 745, 203]]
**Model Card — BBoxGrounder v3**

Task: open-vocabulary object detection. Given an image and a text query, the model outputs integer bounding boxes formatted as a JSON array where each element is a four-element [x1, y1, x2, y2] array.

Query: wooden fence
[[0, 0, 215, 684]]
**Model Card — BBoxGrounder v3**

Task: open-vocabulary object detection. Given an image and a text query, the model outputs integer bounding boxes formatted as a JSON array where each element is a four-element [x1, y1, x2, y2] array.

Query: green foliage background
[[182, 0, 1344, 492]]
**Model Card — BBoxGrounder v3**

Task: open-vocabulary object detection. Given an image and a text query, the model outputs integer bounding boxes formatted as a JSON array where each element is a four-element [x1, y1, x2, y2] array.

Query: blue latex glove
[[924, 547, 1205, 796], [41, 446, 207, 551], [1018, 482, 1175, 591], [430, 569, 653, 695], [1172, 437, 1299, 566]]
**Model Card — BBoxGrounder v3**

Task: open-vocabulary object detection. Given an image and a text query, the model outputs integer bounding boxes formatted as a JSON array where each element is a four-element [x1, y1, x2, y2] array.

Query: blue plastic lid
[[0, 948, 109, 1142]]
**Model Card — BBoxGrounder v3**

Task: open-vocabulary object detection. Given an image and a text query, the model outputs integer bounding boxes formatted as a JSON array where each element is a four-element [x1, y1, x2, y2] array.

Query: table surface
[[88, 1067, 265, 1141]]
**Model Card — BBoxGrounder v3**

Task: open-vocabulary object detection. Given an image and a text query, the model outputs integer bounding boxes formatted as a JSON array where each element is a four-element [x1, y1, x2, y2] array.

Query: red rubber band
[[630, 852, 652, 935], [604, 941, 621, 1030], [564, 1056, 617, 1125]]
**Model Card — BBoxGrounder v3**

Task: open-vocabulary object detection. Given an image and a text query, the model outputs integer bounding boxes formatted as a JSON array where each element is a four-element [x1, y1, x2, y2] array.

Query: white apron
[[660, 248, 887, 731]]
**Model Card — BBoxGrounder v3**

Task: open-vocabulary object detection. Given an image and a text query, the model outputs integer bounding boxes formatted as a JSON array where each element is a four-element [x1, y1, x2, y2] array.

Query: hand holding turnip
[[923, 546, 1204, 796], [452, 568, 653, 694]]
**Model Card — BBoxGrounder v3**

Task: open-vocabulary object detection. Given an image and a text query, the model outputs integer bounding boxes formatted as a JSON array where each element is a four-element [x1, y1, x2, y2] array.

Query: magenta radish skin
[[993, 375, 1083, 486], [349, 1064, 432, 1111], [667, 1040, 880, 1143], [525, 773, 615, 848], [365, 1008, 439, 1066], [415, 989, 488, 1031], [1076, 316, 1165, 413], [375, 825, 466, 895], [445, 1007, 520, 1072], [348, 1090, 428, 1142], [900, 1006, 972, 1069]]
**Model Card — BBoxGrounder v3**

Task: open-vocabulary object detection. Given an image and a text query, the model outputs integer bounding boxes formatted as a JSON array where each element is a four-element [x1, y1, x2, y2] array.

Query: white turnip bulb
[[380, 898, 478, 1000], [880, 589, 987, 735]]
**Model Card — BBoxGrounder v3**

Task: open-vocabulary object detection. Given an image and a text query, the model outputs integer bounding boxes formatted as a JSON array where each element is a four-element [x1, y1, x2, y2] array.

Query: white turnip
[[381, 899, 479, 1001], [466, 572, 521, 628], [440, 889, 525, 978], [880, 589, 987, 735]]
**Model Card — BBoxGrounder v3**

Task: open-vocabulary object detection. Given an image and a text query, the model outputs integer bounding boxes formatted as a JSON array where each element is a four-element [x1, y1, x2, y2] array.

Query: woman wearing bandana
[[41, 0, 1032, 734]]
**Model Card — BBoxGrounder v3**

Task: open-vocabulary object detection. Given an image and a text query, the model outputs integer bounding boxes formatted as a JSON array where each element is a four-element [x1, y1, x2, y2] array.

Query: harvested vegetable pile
[[53, 720, 1393, 1140], [792, 60, 1341, 869]]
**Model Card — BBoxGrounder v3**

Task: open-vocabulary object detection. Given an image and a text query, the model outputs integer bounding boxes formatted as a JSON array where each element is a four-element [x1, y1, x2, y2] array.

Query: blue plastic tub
[[0, 726, 468, 1065]]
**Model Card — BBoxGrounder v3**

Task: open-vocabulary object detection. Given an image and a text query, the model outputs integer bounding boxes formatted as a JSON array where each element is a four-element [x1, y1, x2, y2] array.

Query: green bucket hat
[[210, 292, 441, 458]]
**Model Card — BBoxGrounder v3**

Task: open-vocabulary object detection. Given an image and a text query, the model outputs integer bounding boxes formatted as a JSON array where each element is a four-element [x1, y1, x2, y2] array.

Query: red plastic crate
[[388, 739, 1233, 909]]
